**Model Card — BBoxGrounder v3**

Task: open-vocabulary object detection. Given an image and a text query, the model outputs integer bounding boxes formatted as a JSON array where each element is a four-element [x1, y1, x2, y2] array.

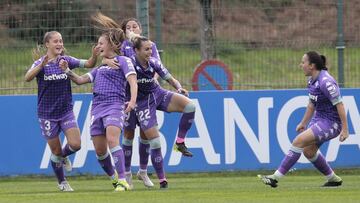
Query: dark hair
[[306, 51, 328, 71], [121, 18, 141, 33], [133, 36, 150, 50]]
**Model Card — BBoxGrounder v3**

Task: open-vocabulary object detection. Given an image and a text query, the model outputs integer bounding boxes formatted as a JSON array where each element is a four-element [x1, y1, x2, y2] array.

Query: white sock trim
[[308, 151, 320, 162], [290, 145, 303, 154], [110, 145, 122, 153], [274, 170, 284, 179], [139, 169, 147, 173], [139, 138, 149, 145], [50, 154, 62, 163], [96, 152, 109, 160], [326, 171, 335, 180], [122, 138, 133, 146]]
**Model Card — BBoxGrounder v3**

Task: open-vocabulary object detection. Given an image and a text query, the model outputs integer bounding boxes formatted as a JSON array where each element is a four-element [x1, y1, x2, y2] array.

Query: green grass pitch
[[0, 170, 360, 203]]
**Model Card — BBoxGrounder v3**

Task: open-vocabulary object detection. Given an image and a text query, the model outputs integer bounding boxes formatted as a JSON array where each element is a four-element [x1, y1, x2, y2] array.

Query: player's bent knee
[[303, 149, 315, 159], [95, 148, 107, 157], [107, 139, 119, 149], [148, 137, 161, 149], [183, 102, 196, 113], [124, 130, 135, 139], [292, 137, 305, 148]]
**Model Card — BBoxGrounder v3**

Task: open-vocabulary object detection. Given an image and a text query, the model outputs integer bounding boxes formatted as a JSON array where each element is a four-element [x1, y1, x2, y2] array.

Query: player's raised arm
[[296, 101, 315, 132], [25, 55, 49, 82], [125, 74, 137, 113], [83, 45, 99, 68], [336, 101, 349, 142], [166, 76, 189, 97], [59, 59, 91, 85]]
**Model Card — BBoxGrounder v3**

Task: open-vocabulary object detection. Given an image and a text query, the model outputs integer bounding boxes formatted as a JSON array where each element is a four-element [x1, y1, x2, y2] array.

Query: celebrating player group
[[25, 12, 349, 192]]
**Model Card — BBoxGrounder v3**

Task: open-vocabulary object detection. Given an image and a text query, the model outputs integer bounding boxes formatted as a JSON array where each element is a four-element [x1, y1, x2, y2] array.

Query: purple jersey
[[87, 55, 136, 106], [121, 39, 161, 60], [308, 70, 341, 122], [130, 56, 171, 99], [31, 55, 82, 119]]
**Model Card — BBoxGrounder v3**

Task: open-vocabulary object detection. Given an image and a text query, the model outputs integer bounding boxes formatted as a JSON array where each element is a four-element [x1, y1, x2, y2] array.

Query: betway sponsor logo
[[44, 73, 68, 81], [137, 78, 154, 83]]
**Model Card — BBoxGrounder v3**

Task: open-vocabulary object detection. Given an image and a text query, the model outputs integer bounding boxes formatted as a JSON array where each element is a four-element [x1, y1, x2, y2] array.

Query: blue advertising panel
[[1, 89, 360, 175]]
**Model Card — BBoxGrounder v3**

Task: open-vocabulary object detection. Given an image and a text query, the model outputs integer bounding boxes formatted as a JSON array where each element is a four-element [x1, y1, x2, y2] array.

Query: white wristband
[[64, 67, 71, 74]]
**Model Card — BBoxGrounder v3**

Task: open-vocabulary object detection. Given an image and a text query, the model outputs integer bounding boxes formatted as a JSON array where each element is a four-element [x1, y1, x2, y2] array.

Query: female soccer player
[[25, 31, 97, 191], [258, 51, 349, 188], [95, 13, 194, 188], [121, 17, 163, 189], [60, 23, 138, 191], [123, 36, 196, 189]]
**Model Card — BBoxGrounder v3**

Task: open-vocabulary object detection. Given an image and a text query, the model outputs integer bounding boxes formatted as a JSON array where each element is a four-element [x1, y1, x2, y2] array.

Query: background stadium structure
[[0, 0, 360, 94]]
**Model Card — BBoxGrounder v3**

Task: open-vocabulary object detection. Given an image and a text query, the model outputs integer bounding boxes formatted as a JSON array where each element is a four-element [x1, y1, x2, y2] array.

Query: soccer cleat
[[114, 182, 125, 192], [174, 142, 193, 157], [322, 180, 343, 187], [323, 174, 343, 187], [258, 175, 278, 188], [58, 181, 74, 192], [159, 180, 168, 189], [115, 179, 131, 191], [125, 171, 134, 189], [62, 157, 72, 172], [137, 170, 154, 188], [111, 171, 119, 189]]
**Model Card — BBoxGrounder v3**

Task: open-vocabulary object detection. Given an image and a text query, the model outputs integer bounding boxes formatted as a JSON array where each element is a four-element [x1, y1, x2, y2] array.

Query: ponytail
[[306, 51, 328, 71], [92, 12, 125, 54], [320, 55, 328, 70]]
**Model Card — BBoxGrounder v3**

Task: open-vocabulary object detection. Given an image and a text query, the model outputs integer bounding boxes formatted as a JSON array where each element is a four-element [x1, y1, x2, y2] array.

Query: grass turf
[[1, 170, 359, 203]]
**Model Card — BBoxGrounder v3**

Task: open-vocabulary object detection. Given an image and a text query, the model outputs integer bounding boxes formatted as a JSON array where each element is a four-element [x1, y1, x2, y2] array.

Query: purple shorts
[[90, 103, 125, 136], [134, 88, 173, 130], [124, 110, 138, 131], [38, 111, 78, 140], [309, 117, 341, 145]]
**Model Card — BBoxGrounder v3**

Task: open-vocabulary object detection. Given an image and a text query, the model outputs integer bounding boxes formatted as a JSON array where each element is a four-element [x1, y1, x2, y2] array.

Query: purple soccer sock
[[277, 145, 303, 176], [97, 152, 115, 177], [309, 151, 333, 176], [62, 144, 77, 157], [139, 138, 150, 170], [50, 154, 66, 184], [122, 138, 133, 172], [110, 146, 126, 179], [176, 112, 195, 143], [151, 147, 166, 182]]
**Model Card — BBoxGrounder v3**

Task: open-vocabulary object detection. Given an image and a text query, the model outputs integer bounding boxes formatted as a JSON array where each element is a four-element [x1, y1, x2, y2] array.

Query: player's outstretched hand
[[296, 122, 306, 133], [339, 128, 349, 142], [103, 57, 120, 69], [92, 44, 100, 57], [177, 88, 189, 97], [40, 55, 49, 67], [59, 59, 69, 71], [125, 101, 136, 113]]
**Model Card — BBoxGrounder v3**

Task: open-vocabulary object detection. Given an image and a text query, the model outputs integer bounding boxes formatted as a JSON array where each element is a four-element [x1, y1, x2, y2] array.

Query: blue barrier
[[1, 89, 360, 175]]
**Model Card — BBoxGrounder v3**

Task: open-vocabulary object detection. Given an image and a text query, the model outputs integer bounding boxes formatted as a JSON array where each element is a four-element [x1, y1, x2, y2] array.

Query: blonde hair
[[32, 31, 65, 61], [92, 12, 125, 55]]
